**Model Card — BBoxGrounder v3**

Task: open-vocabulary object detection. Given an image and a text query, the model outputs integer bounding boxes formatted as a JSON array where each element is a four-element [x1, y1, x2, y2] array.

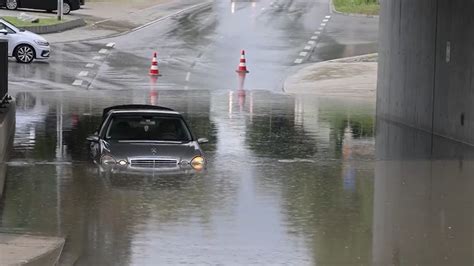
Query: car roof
[[103, 105, 179, 118]]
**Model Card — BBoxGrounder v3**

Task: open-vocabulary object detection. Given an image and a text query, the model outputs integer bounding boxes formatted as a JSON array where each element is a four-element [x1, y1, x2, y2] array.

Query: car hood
[[19, 30, 48, 43], [104, 140, 202, 162]]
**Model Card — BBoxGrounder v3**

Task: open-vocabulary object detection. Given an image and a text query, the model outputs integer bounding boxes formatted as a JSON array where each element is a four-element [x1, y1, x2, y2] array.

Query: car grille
[[130, 159, 178, 168]]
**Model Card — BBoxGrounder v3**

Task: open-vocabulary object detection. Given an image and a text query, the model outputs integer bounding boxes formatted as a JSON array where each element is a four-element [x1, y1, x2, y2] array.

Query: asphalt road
[[1, 0, 384, 265]]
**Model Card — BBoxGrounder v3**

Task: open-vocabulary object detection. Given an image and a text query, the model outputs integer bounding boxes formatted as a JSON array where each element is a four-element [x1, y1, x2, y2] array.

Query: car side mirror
[[197, 138, 209, 144], [87, 135, 99, 142], [0, 29, 8, 35]]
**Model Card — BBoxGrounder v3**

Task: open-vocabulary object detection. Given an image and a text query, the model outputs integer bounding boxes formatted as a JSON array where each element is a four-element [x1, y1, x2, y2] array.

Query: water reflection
[[373, 119, 474, 265], [1, 88, 377, 264]]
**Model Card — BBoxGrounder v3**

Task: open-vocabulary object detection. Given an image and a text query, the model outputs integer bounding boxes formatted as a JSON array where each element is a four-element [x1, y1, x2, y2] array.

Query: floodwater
[[0, 90, 376, 265], [3, 0, 473, 264]]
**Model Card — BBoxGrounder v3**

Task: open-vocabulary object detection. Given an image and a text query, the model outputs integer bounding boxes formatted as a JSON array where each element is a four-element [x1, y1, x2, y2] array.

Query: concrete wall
[[377, 0, 474, 144], [0, 101, 15, 198]]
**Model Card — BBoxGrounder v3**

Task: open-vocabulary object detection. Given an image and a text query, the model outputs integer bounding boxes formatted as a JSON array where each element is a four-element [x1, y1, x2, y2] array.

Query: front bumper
[[38, 49, 50, 59], [98, 164, 202, 176]]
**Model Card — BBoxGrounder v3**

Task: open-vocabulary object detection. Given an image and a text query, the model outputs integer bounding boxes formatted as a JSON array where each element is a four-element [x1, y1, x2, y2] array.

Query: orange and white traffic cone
[[236, 50, 249, 74], [149, 52, 161, 76]]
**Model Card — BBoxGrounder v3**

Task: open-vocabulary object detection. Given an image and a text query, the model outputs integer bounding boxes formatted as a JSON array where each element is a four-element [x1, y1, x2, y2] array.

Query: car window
[[0, 23, 15, 34], [105, 115, 192, 141]]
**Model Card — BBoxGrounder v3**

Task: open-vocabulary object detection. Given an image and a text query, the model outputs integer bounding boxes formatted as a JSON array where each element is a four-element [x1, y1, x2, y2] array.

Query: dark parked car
[[87, 105, 208, 175], [1, 0, 81, 14]]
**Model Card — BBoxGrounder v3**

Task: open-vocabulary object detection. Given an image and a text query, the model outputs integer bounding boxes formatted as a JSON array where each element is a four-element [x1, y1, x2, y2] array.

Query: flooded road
[[1, 90, 376, 265], [1, 0, 473, 261], [0, 0, 388, 264]]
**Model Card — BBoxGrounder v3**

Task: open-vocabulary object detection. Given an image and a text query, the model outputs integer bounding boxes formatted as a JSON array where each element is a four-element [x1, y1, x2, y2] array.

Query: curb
[[326, 53, 378, 63], [329, 0, 379, 19], [19, 18, 86, 34], [24, 237, 65, 266], [282, 53, 378, 94], [0, 233, 65, 266]]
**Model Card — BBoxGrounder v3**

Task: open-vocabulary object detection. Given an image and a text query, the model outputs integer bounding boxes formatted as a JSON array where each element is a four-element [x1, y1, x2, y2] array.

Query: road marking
[[106, 42, 115, 48], [93, 56, 102, 60], [294, 58, 303, 64], [318, 27, 323, 30], [72, 80, 83, 86], [308, 40, 316, 45], [321, 23, 326, 26], [314, 31, 321, 35], [311, 36, 318, 40], [323, 19, 329, 23], [86, 63, 95, 68], [99, 49, 108, 54], [325, 15, 331, 19], [304, 46, 312, 50], [78, 71, 88, 77], [185, 72, 191, 81], [299, 52, 308, 57]]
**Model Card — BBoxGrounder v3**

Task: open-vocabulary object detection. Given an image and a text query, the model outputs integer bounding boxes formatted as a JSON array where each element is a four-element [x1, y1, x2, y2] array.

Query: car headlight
[[34, 40, 49, 46], [118, 160, 128, 166], [101, 155, 116, 165], [190, 156, 205, 170]]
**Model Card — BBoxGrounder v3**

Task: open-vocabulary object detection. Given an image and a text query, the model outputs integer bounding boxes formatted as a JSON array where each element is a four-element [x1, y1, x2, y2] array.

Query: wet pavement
[[0, 0, 400, 265]]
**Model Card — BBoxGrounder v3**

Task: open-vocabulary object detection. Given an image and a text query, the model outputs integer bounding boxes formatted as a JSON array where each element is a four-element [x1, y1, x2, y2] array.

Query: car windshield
[[105, 115, 192, 141]]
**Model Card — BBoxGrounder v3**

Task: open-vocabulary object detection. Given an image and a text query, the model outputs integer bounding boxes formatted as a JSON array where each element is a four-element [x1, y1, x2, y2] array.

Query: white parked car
[[0, 18, 50, 63]]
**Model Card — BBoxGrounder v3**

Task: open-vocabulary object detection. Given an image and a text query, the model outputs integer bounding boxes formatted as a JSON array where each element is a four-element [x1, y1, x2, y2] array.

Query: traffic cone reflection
[[236, 50, 250, 74], [149, 76, 159, 105], [149, 52, 161, 76], [237, 72, 246, 111]]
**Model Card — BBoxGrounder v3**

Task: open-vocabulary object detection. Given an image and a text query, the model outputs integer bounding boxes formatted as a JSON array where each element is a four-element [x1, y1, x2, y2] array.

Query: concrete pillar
[[378, 0, 474, 145], [0, 39, 7, 103], [377, 0, 438, 132]]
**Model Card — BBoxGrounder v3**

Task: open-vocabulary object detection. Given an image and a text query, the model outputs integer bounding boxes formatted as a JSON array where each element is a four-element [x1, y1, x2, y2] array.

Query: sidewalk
[[283, 54, 377, 99], [0, 233, 65, 266], [0, 0, 211, 43]]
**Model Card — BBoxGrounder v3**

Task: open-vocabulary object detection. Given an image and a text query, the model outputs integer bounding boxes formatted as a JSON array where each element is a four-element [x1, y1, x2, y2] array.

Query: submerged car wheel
[[15, 45, 35, 64], [63, 2, 71, 15], [6, 0, 18, 10]]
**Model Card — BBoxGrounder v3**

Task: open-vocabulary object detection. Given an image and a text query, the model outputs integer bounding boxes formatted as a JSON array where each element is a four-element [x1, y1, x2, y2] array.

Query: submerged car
[[87, 105, 208, 175], [0, 18, 50, 63]]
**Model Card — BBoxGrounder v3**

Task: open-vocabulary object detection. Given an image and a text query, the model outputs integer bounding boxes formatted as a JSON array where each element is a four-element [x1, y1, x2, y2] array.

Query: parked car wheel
[[5, 0, 18, 10], [63, 2, 71, 15], [15, 44, 35, 64]]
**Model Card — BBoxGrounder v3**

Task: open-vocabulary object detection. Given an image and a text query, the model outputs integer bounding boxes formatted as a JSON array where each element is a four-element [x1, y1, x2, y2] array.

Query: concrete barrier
[[20, 18, 86, 34], [0, 233, 65, 266], [0, 99, 15, 198]]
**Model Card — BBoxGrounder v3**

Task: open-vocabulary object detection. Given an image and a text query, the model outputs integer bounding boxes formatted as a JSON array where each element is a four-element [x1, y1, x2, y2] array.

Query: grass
[[333, 0, 380, 16], [2, 16, 67, 27]]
